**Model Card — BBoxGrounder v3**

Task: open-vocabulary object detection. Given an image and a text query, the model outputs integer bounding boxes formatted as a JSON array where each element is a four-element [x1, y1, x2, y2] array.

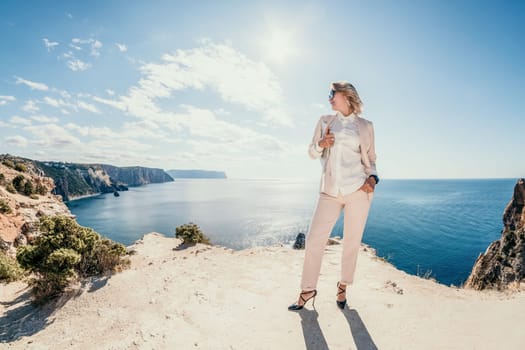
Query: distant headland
[[167, 169, 227, 179]]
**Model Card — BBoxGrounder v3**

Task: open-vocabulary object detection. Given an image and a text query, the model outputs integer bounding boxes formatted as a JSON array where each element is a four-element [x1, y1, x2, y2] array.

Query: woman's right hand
[[318, 127, 335, 148]]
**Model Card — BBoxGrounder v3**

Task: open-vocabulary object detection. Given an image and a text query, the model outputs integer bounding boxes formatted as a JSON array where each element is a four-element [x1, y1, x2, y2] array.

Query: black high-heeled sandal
[[288, 290, 317, 311], [336, 282, 347, 309]]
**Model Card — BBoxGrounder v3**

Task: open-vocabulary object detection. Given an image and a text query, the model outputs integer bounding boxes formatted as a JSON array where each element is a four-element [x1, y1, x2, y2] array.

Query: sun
[[262, 29, 297, 64]]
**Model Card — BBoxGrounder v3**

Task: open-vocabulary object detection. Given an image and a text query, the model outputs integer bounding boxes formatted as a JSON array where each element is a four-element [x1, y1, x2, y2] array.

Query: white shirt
[[329, 111, 367, 195]]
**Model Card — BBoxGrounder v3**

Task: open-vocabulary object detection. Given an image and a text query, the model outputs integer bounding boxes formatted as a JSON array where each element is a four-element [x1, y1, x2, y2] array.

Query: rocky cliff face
[[34, 161, 172, 201], [1, 155, 174, 202], [36, 161, 121, 201], [465, 179, 525, 290], [100, 165, 173, 186], [0, 159, 73, 255]]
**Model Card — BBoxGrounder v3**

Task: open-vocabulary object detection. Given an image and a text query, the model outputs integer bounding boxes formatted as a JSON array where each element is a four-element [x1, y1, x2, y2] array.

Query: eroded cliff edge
[[466, 178, 525, 290]]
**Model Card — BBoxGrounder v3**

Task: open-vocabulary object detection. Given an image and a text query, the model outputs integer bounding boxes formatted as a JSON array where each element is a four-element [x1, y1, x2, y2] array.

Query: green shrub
[[175, 223, 211, 245], [5, 183, 16, 194], [0, 173, 5, 185], [0, 199, 12, 214], [0, 251, 24, 282], [2, 160, 15, 169], [12, 175, 25, 193], [14, 163, 28, 172], [35, 183, 48, 195], [23, 181, 34, 196], [17, 215, 128, 303]]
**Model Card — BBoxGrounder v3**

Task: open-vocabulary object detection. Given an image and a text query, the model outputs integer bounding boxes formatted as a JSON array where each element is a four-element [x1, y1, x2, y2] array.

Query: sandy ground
[[1, 233, 524, 350]]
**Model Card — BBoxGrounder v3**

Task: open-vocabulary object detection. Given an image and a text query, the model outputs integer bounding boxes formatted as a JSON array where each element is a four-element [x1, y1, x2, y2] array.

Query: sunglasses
[[328, 89, 336, 100]]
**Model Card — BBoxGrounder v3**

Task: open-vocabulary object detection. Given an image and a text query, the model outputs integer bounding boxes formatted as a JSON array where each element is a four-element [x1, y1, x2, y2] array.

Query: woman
[[288, 81, 378, 311]]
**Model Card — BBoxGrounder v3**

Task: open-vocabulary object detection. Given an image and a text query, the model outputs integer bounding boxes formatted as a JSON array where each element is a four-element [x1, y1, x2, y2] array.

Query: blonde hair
[[331, 81, 363, 115]]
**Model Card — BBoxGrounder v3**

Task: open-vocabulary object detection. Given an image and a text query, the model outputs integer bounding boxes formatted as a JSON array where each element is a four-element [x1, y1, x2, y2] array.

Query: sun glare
[[263, 29, 297, 64]]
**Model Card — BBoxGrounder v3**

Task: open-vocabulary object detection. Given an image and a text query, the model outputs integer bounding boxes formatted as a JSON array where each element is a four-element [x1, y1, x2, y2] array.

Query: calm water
[[67, 178, 516, 286]]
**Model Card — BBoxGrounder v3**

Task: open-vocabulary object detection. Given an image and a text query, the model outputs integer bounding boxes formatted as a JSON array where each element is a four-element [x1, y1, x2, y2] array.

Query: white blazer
[[308, 114, 378, 196]]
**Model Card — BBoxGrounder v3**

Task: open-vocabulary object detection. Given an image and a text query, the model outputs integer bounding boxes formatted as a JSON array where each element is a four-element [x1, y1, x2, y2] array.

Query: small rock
[[293, 232, 306, 249], [327, 238, 341, 245]]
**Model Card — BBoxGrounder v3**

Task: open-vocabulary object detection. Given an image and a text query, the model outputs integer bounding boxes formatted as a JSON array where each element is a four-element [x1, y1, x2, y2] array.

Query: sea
[[66, 178, 516, 287]]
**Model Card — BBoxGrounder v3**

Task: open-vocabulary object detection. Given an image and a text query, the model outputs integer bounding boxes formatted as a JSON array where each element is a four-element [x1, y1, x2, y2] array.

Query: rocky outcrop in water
[[465, 178, 525, 290]]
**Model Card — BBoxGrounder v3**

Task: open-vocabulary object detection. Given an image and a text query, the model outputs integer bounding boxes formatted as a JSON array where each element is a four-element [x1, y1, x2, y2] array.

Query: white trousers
[[300, 190, 373, 291]]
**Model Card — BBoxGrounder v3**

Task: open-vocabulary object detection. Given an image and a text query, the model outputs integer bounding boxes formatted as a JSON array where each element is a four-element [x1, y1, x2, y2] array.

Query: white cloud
[[106, 89, 115, 96], [5, 135, 28, 147], [15, 76, 49, 91], [31, 115, 59, 123], [77, 101, 100, 113], [9, 116, 32, 126], [92, 96, 127, 111], [58, 38, 102, 71], [263, 108, 293, 127], [69, 43, 82, 51], [55, 89, 72, 99], [42, 96, 67, 108], [24, 124, 80, 146], [43, 38, 59, 51], [95, 40, 292, 126], [91, 40, 102, 57], [0, 96, 15, 106], [41, 95, 99, 114], [0, 95, 16, 101], [22, 100, 39, 113], [65, 123, 115, 138], [115, 43, 127, 52], [67, 59, 92, 71], [214, 108, 230, 116], [146, 41, 283, 110], [84, 41, 296, 172], [71, 38, 102, 56], [121, 120, 168, 138]]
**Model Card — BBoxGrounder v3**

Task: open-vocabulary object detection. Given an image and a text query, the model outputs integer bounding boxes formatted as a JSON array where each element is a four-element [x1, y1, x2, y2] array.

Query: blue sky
[[1, 0, 523, 179]]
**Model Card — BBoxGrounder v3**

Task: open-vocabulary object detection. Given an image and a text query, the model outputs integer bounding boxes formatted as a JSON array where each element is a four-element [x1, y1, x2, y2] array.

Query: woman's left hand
[[359, 177, 376, 193]]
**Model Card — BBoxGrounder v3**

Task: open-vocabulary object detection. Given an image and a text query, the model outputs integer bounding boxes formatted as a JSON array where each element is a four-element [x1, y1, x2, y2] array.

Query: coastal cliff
[[36, 161, 123, 201], [38, 162, 173, 201], [0, 155, 174, 201], [0, 158, 73, 254], [0, 154, 173, 253], [465, 178, 525, 290], [100, 164, 174, 186]]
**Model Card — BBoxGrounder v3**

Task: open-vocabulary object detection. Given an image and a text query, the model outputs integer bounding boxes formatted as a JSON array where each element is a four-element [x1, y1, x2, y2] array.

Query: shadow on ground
[[299, 308, 329, 350], [0, 286, 56, 343], [296, 306, 377, 350], [0, 275, 111, 343], [342, 308, 378, 350]]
